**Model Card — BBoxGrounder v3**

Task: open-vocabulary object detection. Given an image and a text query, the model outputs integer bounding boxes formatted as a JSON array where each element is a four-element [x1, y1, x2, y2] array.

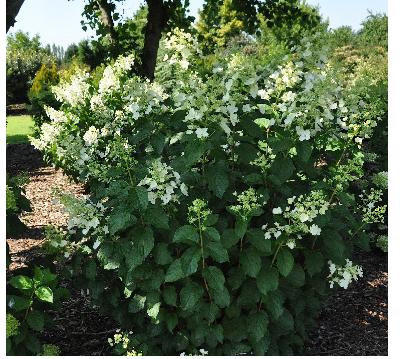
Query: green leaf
[[125, 227, 154, 271], [34, 286, 53, 303], [128, 294, 146, 313], [254, 117, 274, 129], [165, 259, 184, 283], [247, 228, 272, 253], [33, 267, 57, 285], [7, 295, 32, 311], [179, 281, 203, 311], [286, 264, 305, 287], [9, 275, 33, 290], [234, 218, 248, 239], [206, 241, 229, 263], [173, 225, 198, 243], [240, 248, 262, 278], [304, 250, 324, 277], [275, 309, 294, 333], [154, 243, 173, 265], [26, 310, 44, 331], [264, 291, 284, 320], [165, 312, 178, 333], [207, 161, 229, 198], [297, 141, 312, 162], [276, 248, 294, 277], [322, 230, 346, 263], [162, 286, 177, 306], [270, 155, 295, 184], [203, 266, 225, 292], [211, 286, 230, 308], [147, 302, 161, 319], [145, 206, 169, 229], [134, 186, 148, 212], [256, 267, 279, 295], [221, 228, 240, 249], [109, 210, 135, 235], [247, 311, 269, 342], [181, 247, 201, 276], [204, 227, 220, 241]]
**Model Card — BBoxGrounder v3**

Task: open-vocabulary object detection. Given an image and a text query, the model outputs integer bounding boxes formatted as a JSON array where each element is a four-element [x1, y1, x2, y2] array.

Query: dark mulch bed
[[39, 286, 117, 356], [6, 143, 388, 356], [304, 248, 388, 356]]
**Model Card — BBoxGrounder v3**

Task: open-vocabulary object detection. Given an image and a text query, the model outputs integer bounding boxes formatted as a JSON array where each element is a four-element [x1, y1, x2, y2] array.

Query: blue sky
[[8, 0, 387, 48]]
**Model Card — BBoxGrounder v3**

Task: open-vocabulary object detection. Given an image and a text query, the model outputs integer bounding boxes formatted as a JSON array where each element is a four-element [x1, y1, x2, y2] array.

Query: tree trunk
[[141, 0, 167, 81], [96, 0, 118, 43], [6, 0, 26, 33]]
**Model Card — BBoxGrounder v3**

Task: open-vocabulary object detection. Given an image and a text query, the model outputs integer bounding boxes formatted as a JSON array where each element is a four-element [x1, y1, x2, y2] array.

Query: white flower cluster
[[162, 28, 201, 70], [138, 159, 188, 205], [52, 70, 90, 107], [56, 192, 107, 236], [263, 191, 329, 249], [327, 259, 363, 289], [83, 126, 100, 146]]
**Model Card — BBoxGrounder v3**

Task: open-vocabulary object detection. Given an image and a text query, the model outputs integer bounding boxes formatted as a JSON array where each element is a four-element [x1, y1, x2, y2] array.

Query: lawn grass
[[6, 115, 35, 144]]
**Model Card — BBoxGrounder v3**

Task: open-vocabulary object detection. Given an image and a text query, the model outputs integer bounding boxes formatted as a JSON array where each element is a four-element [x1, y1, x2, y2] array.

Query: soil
[[6, 143, 388, 356]]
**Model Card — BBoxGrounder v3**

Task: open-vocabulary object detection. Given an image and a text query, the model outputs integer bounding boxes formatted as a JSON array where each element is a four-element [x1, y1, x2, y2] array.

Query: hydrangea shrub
[[33, 29, 386, 355]]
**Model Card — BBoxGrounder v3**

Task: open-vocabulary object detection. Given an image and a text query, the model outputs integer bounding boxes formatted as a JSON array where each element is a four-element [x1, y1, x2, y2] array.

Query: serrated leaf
[[276, 248, 294, 277], [247, 228, 271, 253], [247, 311, 269, 342], [128, 294, 146, 313], [286, 264, 305, 287], [165, 259, 184, 283], [206, 241, 229, 263], [207, 162, 229, 198], [270, 155, 295, 184], [125, 227, 154, 271], [145, 207, 169, 229], [256, 267, 279, 295], [297, 141, 312, 162], [162, 286, 177, 306], [264, 291, 284, 320], [173, 225, 198, 243], [33, 267, 57, 285], [304, 251, 324, 277], [203, 266, 225, 292], [154, 243, 173, 265], [165, 312, 178, 333], [26, 311, 44, 331], [34, 286, 53, 303], [9, 275, 33, 290], [7, 295, 32, 311], [204, 227, 220, 241], [211, 286, 230, 308], [221, 228, 240, 249], [181, 247, 201, 276], [134, 186, 148, 211], [109, 211, 135, 235], [240, 248, 262, 278], [179, 282, 203, 311], [234, 218, 248, 239]]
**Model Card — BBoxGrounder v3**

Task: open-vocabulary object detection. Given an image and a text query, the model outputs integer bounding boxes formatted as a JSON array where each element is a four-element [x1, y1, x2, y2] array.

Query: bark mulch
[[6, 143, 388, 356], [304, 248, 388, 356]]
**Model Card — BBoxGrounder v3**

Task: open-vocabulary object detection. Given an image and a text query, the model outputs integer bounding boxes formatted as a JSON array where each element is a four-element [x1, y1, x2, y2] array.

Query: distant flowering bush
[[34, 29, 387, 355]]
